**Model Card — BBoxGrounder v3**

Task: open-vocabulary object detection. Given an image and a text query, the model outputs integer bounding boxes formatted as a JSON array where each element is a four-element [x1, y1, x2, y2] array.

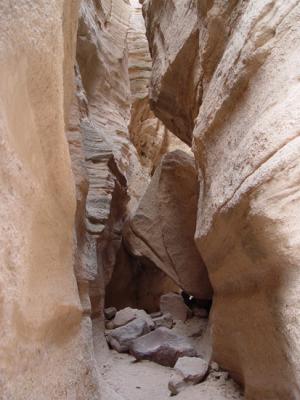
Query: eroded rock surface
[[144, 0, 300, 398]]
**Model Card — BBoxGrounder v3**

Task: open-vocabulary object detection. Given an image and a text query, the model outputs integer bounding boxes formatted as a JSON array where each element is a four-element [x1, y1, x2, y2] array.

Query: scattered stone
[[134, 309, 155, 330], [111, 307, 154, 329], [168, 374, 187, 396], [175, 356, 208, 383], [160, 293, 192, 321], [210, 361, 220, 371], [168, 356, 208, 395], [129, 327, 197, 367], [104, 307, 117, 320], [153, 313, 173, 329], [150, 311, 162, 319], [106, 318, 150, 353], [105, 320, 115, 330]]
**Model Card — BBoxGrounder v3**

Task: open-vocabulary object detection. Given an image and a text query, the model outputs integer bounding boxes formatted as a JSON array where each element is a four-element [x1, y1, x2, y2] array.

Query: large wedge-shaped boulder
[[129, 327, 197, 367], [124, 150, 212, 299]]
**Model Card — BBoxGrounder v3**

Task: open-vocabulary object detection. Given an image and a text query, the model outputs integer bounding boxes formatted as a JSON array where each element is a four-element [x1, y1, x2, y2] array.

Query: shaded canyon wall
[[143, 0, 300, 398]]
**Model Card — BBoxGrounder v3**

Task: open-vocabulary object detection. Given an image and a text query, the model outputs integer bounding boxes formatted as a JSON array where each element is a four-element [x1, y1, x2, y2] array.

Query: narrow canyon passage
[[1, 0, 300, 400]]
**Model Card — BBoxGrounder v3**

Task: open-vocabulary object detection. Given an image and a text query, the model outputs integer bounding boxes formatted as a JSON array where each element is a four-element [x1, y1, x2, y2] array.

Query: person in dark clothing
[[181, 290, 212, 313]]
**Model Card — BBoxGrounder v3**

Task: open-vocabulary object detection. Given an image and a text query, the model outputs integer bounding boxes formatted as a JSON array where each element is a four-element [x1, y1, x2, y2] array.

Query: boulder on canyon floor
[[129, 327, 197, 367], [168, 356, 209, 395], [106, 318, 151, 353], [160, 293, 192, 322], [124, 150, 212, 300]]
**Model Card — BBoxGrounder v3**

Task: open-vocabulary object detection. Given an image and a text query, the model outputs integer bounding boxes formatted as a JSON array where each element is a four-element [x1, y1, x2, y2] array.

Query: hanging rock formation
[[143, 0, 300, 398], [125, 150, 212, 299]]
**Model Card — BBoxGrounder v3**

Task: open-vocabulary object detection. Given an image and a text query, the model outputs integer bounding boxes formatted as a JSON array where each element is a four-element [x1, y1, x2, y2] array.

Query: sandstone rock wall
[[143, 0, 300, 398], [0, 1, 100, 398]]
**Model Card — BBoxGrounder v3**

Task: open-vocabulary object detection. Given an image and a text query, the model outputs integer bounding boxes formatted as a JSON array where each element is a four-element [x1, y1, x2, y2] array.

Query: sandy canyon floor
[[97, 318, 244, 400]]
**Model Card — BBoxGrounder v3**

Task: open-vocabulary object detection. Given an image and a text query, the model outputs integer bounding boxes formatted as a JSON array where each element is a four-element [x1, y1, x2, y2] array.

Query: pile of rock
[[104, 304, 195, 365], [104, 292, 215, 395]]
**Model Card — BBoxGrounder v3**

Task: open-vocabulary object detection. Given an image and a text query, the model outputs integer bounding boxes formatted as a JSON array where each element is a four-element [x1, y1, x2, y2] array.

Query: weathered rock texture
[[144, 0, 300, 398], [125, 150, 212, 299], [0, 1, 100, 399]]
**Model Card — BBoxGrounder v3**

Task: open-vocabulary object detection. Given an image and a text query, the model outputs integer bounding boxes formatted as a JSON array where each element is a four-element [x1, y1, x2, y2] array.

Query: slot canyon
[[1, 0, 300, 399]]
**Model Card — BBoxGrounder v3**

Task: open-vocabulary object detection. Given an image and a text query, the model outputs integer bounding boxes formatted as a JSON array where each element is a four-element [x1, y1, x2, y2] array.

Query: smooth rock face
[[129, 327, 197, 367], [144, 0, 300, 398], [106, 318, 150, 353], [160, 293, 192, 322], [125, 150, 212, 299], [0, 1, 100, 399], [143, 0, 202, 145]]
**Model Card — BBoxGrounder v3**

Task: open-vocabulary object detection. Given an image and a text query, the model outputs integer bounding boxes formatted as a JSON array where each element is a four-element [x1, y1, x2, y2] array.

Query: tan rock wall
[[144, 0, 300, 398], [0, 1, 100, 398]]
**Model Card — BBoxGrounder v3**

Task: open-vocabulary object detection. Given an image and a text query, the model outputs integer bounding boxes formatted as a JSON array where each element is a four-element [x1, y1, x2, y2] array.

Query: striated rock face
[[125, 150, 212, 299], [144, 0, 300, 398], [75, 0, 149, 317], [0, 1, 100, 399]]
